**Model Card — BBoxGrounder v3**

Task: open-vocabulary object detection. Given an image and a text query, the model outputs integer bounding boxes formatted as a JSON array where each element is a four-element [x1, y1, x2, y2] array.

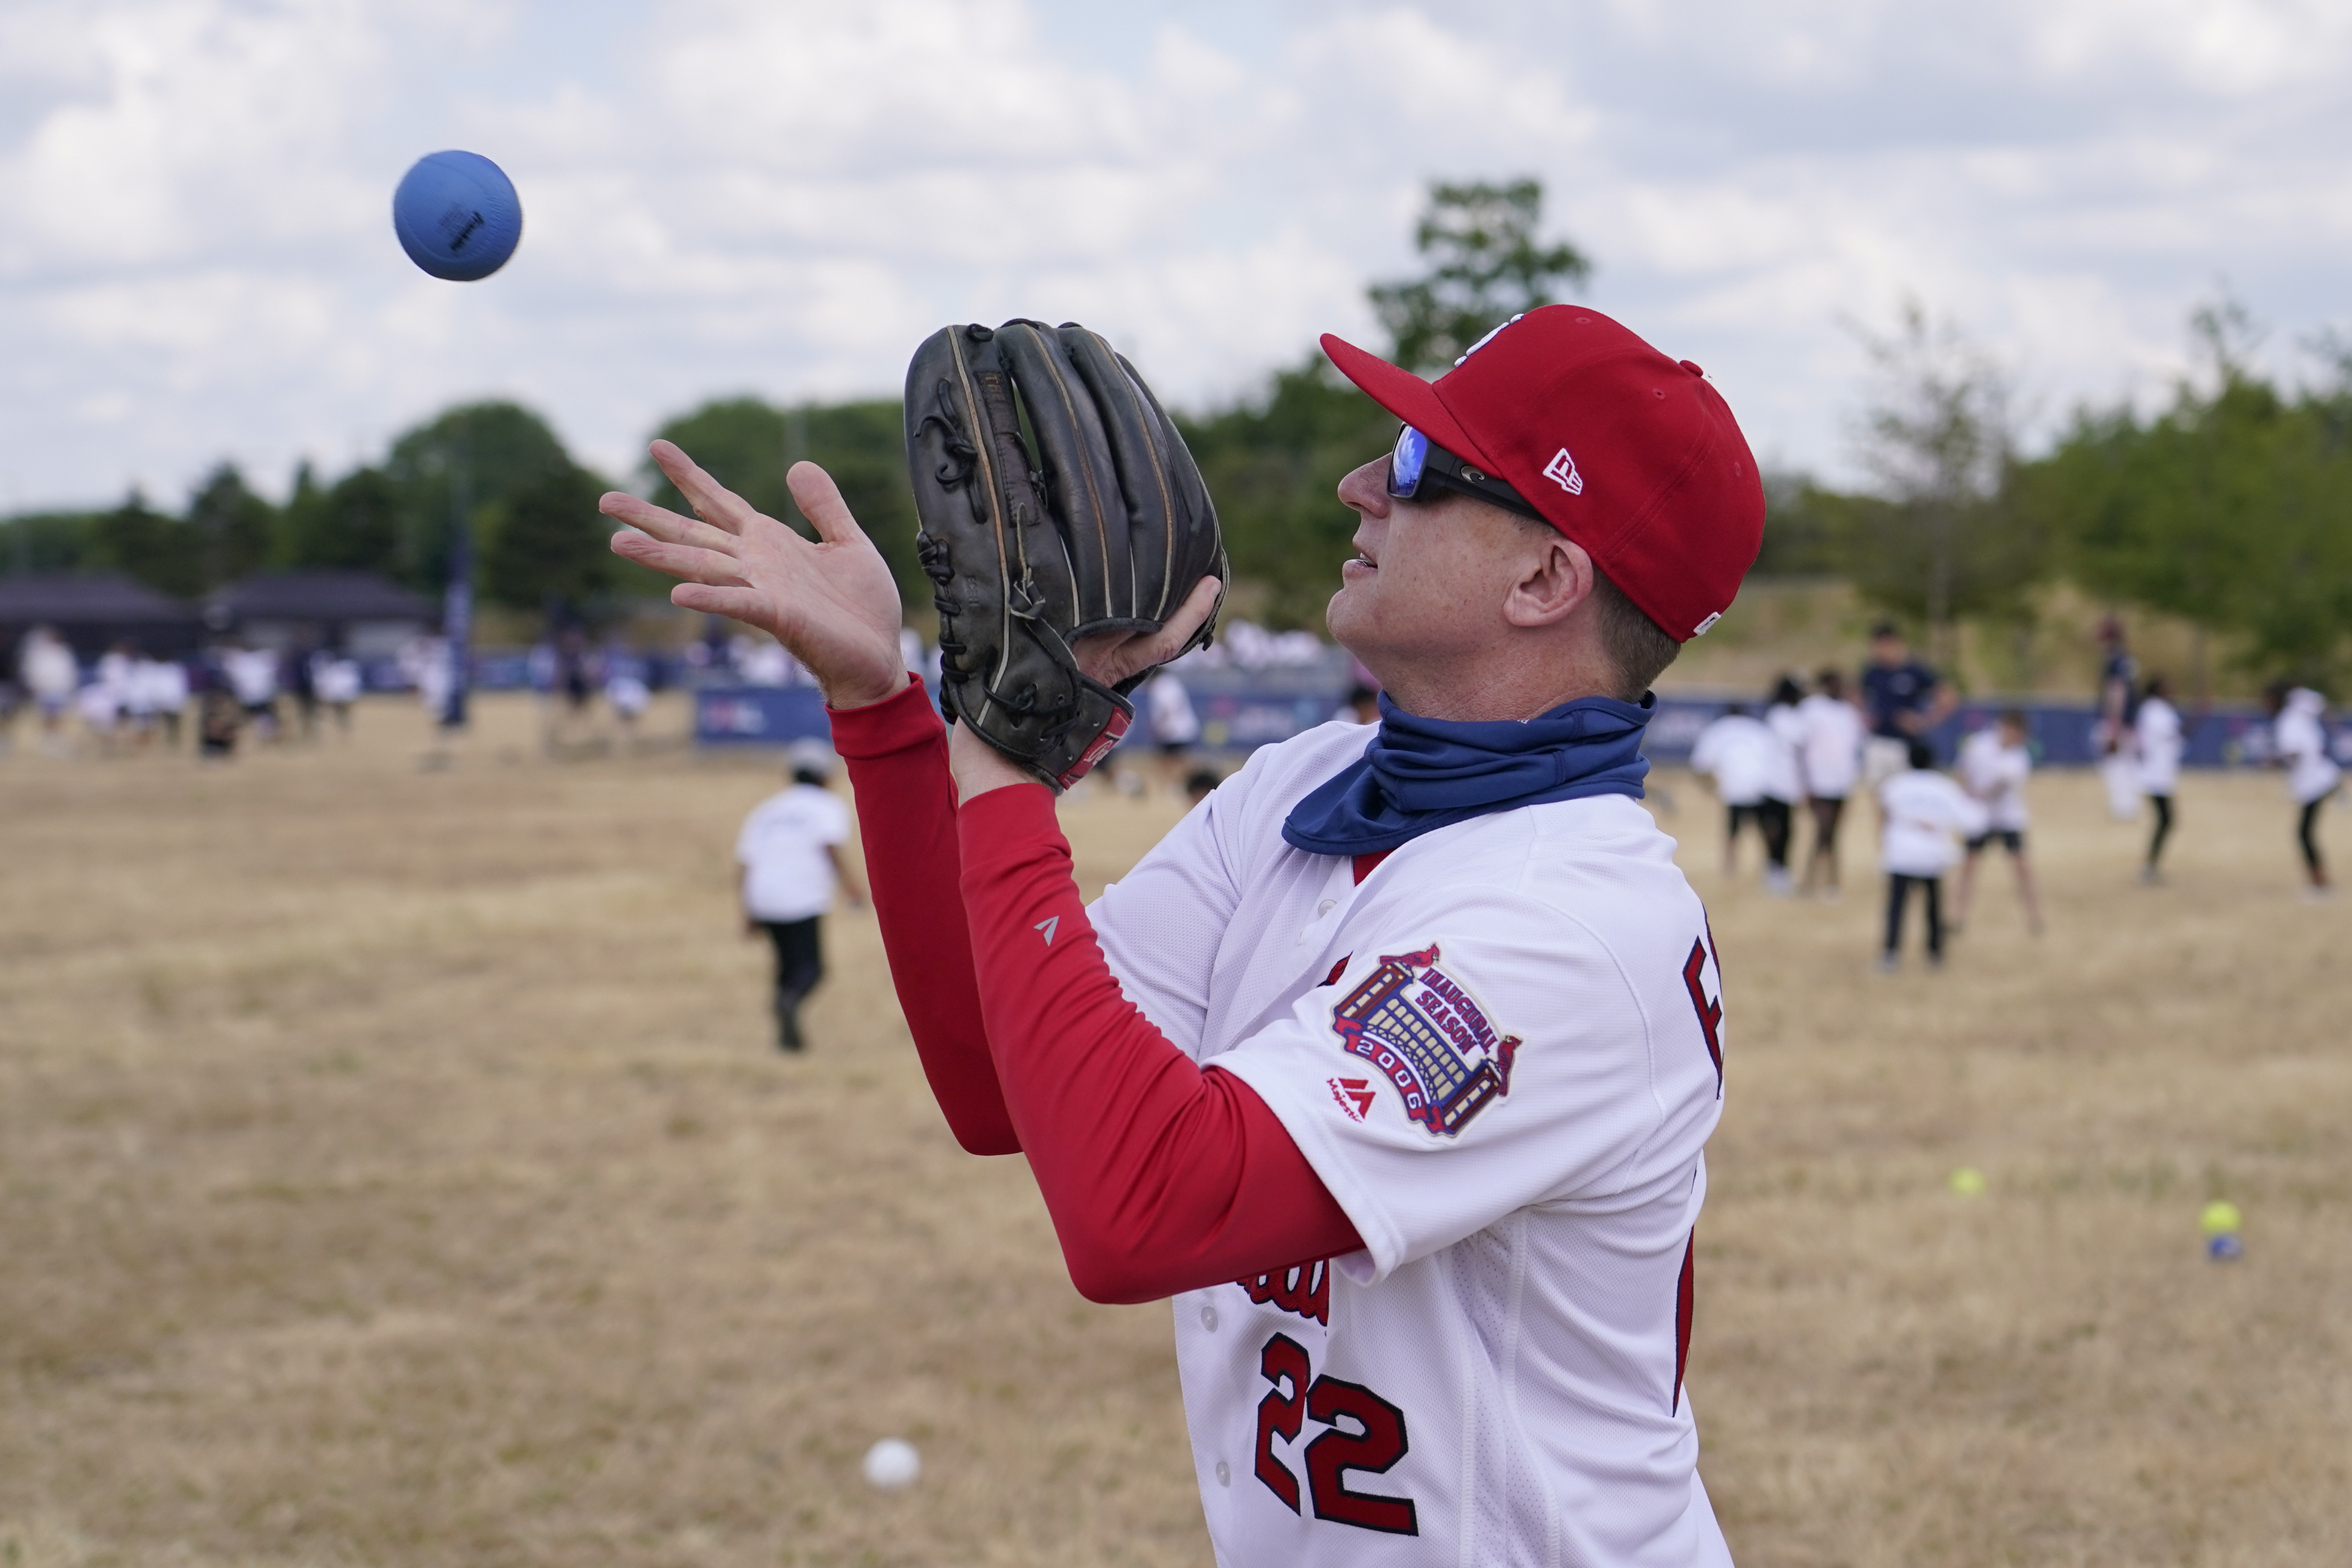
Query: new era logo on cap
[[1542, 447, 1584, 496], [1318, 307, 1766, 643]]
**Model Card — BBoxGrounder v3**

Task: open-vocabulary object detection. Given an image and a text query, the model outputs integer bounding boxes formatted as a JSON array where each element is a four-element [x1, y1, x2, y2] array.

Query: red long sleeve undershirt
[[829, 680, 1362, 1303]]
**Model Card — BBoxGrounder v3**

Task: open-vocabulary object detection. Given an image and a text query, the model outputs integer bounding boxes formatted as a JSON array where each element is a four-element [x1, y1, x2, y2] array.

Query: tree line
[[6, 179, 2346, 685]]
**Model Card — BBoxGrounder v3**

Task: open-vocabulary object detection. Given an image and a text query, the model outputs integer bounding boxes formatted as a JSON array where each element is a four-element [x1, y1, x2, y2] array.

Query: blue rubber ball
[[392, 151, 523, 282]]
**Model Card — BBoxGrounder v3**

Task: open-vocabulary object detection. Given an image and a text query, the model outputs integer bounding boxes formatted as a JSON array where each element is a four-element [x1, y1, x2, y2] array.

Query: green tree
[[644, 396, 928, 611], [2027, 303, 2352, 685], [1367, 178, 1592, 371], [1176, 354, 1394, 628], [279, 464, 406, 575], [481, 461, 613, 613], [1839, 301, 2049, 664], [184, 463, 276, 589], [384, 401, 576, 589], [93, 489, 203, 597], [0, 510, 107, 576]]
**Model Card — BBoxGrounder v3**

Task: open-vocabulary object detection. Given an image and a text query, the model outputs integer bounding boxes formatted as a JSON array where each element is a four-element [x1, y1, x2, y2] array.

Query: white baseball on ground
[[862, 1437, 921, 1490]]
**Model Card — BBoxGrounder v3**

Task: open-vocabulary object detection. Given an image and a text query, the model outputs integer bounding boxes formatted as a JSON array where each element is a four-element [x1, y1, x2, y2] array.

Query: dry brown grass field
[[3, 695, 2347, 1568]]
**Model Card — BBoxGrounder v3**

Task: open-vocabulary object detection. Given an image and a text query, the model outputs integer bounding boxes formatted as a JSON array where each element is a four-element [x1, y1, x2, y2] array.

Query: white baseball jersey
[[1957, 729, 2030, 832], [1091, 720, 1733, 1568]]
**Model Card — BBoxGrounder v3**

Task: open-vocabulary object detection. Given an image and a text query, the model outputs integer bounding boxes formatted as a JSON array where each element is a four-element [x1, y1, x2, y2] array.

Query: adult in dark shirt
[[1859, 622, 1955, 800], [2093, 616, 2143, 820]]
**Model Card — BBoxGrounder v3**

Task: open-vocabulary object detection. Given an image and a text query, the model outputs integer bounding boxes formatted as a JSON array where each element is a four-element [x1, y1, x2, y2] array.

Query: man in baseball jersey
[[604, 305, 1763, 1564], [2094, 617, 2142, 822]]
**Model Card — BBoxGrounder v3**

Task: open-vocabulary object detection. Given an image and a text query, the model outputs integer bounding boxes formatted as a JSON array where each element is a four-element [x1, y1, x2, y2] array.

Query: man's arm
[[1901, 677, 1958, 736], [953, 776, 1364, 1303], [829, 680, 1018, 1155], [602, 448, 1019, 1155]]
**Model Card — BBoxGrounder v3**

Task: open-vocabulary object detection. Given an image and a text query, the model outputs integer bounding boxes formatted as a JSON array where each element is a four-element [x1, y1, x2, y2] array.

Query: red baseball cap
[[1320, 305, 1765, 641]]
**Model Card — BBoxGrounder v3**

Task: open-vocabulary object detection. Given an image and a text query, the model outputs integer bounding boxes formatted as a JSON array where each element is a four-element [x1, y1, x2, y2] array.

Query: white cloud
[[2, 0, 2350, 512]]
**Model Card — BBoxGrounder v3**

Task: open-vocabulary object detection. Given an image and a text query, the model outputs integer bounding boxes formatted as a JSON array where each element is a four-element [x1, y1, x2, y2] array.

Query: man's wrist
[[823, 675, 908, 711]]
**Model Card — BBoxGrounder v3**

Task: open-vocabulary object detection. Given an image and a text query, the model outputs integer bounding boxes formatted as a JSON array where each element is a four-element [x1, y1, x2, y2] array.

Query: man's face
[[1325, 456, 1532, 677], [1870, 635, 1906, 668]]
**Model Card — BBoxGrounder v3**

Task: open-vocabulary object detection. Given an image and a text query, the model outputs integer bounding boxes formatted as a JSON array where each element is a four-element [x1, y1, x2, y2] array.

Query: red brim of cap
[[1318, 333, 1496, 471]]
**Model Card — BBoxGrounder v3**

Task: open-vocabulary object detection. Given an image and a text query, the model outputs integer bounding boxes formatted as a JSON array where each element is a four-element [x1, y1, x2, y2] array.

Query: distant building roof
[[207, 569, 435, 623], [0, 572, 198, 625]]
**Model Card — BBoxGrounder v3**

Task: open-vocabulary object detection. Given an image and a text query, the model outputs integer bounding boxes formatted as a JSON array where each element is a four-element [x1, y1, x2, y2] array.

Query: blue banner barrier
[[696, 685, 833, 746], [694, 677, 2290, 770]]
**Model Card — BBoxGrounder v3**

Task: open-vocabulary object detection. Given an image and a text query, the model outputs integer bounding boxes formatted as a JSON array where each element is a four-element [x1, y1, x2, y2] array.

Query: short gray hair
[[1508, 510, 1679, 700], [1592, 570, 1680, 700]]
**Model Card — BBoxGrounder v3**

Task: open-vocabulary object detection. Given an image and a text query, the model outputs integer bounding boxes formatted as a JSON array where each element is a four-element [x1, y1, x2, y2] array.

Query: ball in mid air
[[2199, 1200, 2242, 1237], [861, 1437, 921, 1490], [392, 151, 523, 281]]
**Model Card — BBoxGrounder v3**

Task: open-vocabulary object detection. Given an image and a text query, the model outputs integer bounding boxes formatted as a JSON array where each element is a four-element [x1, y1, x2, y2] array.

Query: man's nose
[[1336, 458, 1391, 515]]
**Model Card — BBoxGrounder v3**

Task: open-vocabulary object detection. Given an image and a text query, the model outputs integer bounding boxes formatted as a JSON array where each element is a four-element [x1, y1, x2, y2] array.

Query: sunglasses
[[1386, 426, 1546, 522]]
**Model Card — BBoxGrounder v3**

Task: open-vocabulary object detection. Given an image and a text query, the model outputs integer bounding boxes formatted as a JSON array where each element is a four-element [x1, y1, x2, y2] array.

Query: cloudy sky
[[3, 0, 2348, 511]]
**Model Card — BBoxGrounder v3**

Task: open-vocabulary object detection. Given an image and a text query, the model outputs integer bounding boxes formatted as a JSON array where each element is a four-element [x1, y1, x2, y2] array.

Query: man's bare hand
[[603, 440, 906, 710], [1071, 576, 1223, 689], [948, 575, 1224, 806]]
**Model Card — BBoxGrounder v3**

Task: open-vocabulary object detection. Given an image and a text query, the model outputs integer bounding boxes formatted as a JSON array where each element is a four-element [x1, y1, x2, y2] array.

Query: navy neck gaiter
[[1281, 691, 1654, 858]]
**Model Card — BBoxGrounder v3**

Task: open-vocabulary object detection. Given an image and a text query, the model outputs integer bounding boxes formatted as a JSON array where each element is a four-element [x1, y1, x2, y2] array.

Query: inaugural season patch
[[1328, 944, 1520, 1137]]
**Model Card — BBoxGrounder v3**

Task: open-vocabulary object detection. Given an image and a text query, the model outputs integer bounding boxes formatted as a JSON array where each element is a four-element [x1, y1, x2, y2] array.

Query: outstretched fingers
[[608, 527, 749, 590], [600, 491, 741, 556], [650, 439, 762, 535], [786, 461, 871, 548]]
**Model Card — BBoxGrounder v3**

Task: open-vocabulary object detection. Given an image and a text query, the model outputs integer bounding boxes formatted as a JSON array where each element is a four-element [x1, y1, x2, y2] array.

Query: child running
[[1877, 738, 1989, 972], [2269, 684, 2343, 897], [2135, 676, 2183, 883], [1953, 709, 2044, 934]]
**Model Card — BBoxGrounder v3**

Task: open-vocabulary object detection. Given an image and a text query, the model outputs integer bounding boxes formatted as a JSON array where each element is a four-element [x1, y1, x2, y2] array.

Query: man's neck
[[1359, 648, 1622, 723]]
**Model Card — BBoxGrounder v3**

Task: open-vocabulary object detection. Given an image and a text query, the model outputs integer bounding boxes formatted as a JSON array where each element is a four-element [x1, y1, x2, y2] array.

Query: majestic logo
[[1034, 916, 1060, 946], [1326, 1077, 1376, 1121], [1542, 447, 1584, 495], [1328, 944, 1520, 1138]]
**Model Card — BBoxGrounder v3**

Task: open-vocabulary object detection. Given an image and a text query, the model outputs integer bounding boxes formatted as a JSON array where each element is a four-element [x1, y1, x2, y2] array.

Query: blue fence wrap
[[694, 677, 2283, 770]]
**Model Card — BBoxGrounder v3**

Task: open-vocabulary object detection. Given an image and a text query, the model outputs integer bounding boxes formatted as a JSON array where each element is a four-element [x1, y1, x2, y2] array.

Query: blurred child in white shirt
[[2135, 676, 2183, 883], [1953, 709, 2043, 935], [1877, 738, 1989, 971]]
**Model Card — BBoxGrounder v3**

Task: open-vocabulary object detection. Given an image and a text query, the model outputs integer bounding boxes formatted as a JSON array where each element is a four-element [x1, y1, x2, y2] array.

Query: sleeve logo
[[1328, 944, 1520, 1138]]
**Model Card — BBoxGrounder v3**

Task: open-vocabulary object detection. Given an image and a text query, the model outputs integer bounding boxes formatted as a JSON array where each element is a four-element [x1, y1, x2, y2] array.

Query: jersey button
[[1215, 1459, 1231, 1486], [1199, 1304, 1219, 1332], [1317, 898, 1336, 917]]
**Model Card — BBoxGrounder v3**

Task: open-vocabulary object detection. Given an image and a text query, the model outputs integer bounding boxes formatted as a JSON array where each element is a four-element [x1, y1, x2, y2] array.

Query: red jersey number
[[1254, 1333, 1419, 1536]]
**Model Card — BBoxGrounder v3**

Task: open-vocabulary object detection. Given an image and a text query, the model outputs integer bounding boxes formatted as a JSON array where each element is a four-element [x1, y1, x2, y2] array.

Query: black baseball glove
[[904, 319, 1227, 787]]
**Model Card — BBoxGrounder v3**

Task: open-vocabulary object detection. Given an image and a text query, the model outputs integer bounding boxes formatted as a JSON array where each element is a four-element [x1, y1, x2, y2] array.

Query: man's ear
[[1502, 531, 1597, 630]]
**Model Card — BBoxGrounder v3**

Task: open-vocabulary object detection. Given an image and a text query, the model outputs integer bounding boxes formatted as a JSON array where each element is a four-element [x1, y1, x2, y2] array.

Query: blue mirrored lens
[[1388, 426, 1428, 498]]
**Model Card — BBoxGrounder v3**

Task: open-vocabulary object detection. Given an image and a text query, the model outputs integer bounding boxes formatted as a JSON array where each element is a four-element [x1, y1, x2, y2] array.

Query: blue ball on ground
[[392, 151, 523, 281], [2207, 1233, 2243, 1262]]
